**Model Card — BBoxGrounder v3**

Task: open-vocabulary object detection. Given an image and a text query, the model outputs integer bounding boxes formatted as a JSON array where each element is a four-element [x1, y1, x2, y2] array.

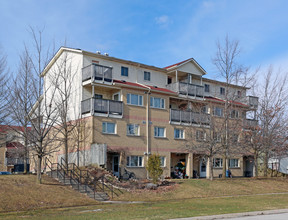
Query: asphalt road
[[228, 212, 288, 220]]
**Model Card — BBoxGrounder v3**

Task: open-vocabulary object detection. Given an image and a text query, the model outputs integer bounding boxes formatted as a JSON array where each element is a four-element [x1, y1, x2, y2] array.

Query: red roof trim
[[113, 80, 176, 94], [205, 97, 248, 107], [164, 58, 193, 69]]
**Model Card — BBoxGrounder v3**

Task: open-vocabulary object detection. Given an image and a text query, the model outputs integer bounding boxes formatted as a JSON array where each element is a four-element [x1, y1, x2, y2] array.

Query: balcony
[[170, 109, 210, 126], [81, 98, 123, 117], [5, 158, 28, 166], [246, 96, 258, 109], [166, 82, 204, 98], [82, 63, 113, 84], [243, 119, 258, 128]]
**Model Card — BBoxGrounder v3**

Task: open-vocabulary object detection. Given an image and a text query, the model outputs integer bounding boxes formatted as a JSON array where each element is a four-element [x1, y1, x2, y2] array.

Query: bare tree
[[26, 28, 60, 183], [0, 47, 10, 126], [257, 67, 288, 177], [212, 35, 254, 178], [9, 47, 35, 174], [49, 51, 79, 166]]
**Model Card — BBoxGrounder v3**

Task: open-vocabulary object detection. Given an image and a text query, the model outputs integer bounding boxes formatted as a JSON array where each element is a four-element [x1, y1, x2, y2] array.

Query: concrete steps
[[46, 170, 110, 201]]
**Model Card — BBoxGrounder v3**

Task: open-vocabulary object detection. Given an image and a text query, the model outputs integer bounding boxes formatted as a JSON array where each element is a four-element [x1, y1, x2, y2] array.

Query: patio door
[[112, 155, 119, 177], [200, 157, 206, 178]]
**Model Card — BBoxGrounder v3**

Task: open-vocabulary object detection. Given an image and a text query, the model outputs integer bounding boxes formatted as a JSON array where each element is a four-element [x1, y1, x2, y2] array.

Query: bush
[[146, 154, 163, 184]]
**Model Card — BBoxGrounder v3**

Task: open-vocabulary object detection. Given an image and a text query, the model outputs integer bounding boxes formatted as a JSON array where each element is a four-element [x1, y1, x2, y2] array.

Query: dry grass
[[115, 177, 288, 201], [0, 174, 98, 212]]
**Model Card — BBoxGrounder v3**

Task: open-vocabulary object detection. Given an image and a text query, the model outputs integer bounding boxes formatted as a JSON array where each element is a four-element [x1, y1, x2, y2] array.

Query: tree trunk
[[222, 155, 227, 179], [254, 152, 258, 178], [208, 156, 214, 180], [263, 149, 268, 177], [37, 155, 42, 184]]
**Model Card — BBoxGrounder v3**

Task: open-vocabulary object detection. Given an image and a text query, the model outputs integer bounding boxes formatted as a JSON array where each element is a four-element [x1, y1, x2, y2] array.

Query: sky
[[1, 0, 288, 78]]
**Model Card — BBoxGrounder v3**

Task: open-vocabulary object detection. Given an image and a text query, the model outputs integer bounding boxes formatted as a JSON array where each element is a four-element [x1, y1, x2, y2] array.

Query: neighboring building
[[0, 125, 28, 172], [33, 47, 258, 179]]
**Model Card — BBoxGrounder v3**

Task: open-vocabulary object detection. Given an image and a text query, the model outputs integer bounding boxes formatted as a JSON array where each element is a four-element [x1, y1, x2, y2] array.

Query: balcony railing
[[246, 96, 258, 109], [81, 98, 123, 117], [82, 63, 113, 83], [243, 119, 258, 128], [170, 109, 210, 125], [166, 82, 204, 98], [5, 158, 29, 166]]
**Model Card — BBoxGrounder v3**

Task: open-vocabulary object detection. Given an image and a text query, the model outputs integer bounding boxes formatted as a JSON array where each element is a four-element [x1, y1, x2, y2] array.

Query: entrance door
[[200, 157, 206, 178], [112, 155, 119, 177]]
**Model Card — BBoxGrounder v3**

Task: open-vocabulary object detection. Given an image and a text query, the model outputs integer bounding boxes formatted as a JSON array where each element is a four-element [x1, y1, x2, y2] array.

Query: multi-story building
[[34, 47, 258, 179]]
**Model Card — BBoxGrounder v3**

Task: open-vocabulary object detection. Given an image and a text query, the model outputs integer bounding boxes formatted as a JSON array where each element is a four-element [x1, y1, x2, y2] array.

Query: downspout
[[137, 83, 151, 179]]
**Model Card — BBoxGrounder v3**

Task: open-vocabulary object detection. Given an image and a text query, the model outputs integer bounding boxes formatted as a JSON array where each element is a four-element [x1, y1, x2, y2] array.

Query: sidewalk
[[170, 209, 288, 220]]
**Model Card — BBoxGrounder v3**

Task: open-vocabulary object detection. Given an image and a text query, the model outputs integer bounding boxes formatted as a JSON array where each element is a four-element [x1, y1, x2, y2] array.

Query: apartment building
[[37, 47, 258, 179]]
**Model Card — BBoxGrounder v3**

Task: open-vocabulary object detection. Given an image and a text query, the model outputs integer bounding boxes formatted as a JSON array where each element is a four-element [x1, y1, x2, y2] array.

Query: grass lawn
[[1, 175, 288, 219]]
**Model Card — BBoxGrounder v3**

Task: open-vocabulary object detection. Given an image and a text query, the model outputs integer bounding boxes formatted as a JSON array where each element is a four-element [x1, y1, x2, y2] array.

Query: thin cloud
[[155, 15, 170, 28]]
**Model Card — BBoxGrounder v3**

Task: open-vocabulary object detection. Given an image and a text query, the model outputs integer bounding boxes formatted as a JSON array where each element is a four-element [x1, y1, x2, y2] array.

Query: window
[[102, 122, 116, 134], [174, 129, 184, 139], [213, 158, 223, 168], [127, 124, 139, 136], [213, 107, 223, 117], [144, 71, 150, 81], [160, 156, 166, 167], [94, 94, 103, 99], [154, 127, 165, 138], [201, 106, 208, 114], [229, 159, 239, 168], [121, 66, 128, 77], [232, 134, 239, 144], [213, 132, 221, 142], [127, 93, 143, 106], [167, 77, 172, 84], [204, 84, 210, 93], [237, 90, 242, 98], [230, 110, 239, 118], [196, 130, 206, 141], [150, 97, 165, 109], [127, 156, 143, 167], [220, 87, 225, 95]]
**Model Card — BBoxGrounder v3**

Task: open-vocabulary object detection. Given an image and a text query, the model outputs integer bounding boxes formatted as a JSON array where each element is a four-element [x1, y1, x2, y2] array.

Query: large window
[[127, 156, 143, 167], [229, 159, 239, 168], [154, 127, 165, 138], [213, 158, 223, 168], [102, 122, 116, 134], [121, 66, 129, 77], [204, 84, 210, 93], [127, 93, 143, 106], [213, 107, 223, 117], [213, 132, 221, 142], [220, 87, 225, 95], [127, 124, 139, 136], [174, 129, 184, 139], [150, 97, 165, 109], [144, 71, 150, 81], [196, 130, 206, 141], [230, 110, 239, 118]]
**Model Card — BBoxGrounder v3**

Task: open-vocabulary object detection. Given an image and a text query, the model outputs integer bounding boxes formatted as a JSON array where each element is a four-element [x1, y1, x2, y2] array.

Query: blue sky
[[1, 0, 288, 77]]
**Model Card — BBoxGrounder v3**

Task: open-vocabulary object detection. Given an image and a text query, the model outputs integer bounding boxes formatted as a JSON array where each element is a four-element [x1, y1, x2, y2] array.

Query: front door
[[200, 157, 206, 178], [112, 155, 119, 177]]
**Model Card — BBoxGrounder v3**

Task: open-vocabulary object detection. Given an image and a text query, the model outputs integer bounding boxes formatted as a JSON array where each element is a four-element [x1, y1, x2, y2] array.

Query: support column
[[187, 153, 193, 178]]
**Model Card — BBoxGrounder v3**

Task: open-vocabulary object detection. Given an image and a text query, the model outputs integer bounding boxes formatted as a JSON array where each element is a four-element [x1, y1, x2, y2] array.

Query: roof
[[113, 80, 176, 95], [164, 58, 207, 75], [6, 142, 24, 149], [0, 125, 26, 134], [164, 58, 193, 69], [205, 96, 248, 107]]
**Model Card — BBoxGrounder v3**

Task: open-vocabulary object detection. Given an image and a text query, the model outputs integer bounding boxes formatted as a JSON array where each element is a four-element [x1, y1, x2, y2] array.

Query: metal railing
[[82, 63, 113, 83], [247, 96, 259, 109], [166, 82, 204, 98], [170, 109, 210, 125], [81, 98, 123, 116], [45, 157, 123, 200], [243, 119, 258, 128]]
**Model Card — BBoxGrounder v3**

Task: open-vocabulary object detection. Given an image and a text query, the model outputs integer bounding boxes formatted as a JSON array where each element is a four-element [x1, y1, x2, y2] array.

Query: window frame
[[160, 156, 166, 167], [126, 156, 143, 167], [144, 71, 151, 81], [174, 128, 184, 139], [154, 126, 166, 138], [127, 93, 143, 106], [213, 107, 223, 117], [102, 122, 116, 134], [196, 130, 206, 141], [220, 87, 225, 95], [127, 124, 140, 136], [229, 159, 240, 168], [230, 109, 239, 119], [204, 84, 210, 93], [121, 66, 129, 77], [213, 158, 223, 168], [150, 97, 165, 109]]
